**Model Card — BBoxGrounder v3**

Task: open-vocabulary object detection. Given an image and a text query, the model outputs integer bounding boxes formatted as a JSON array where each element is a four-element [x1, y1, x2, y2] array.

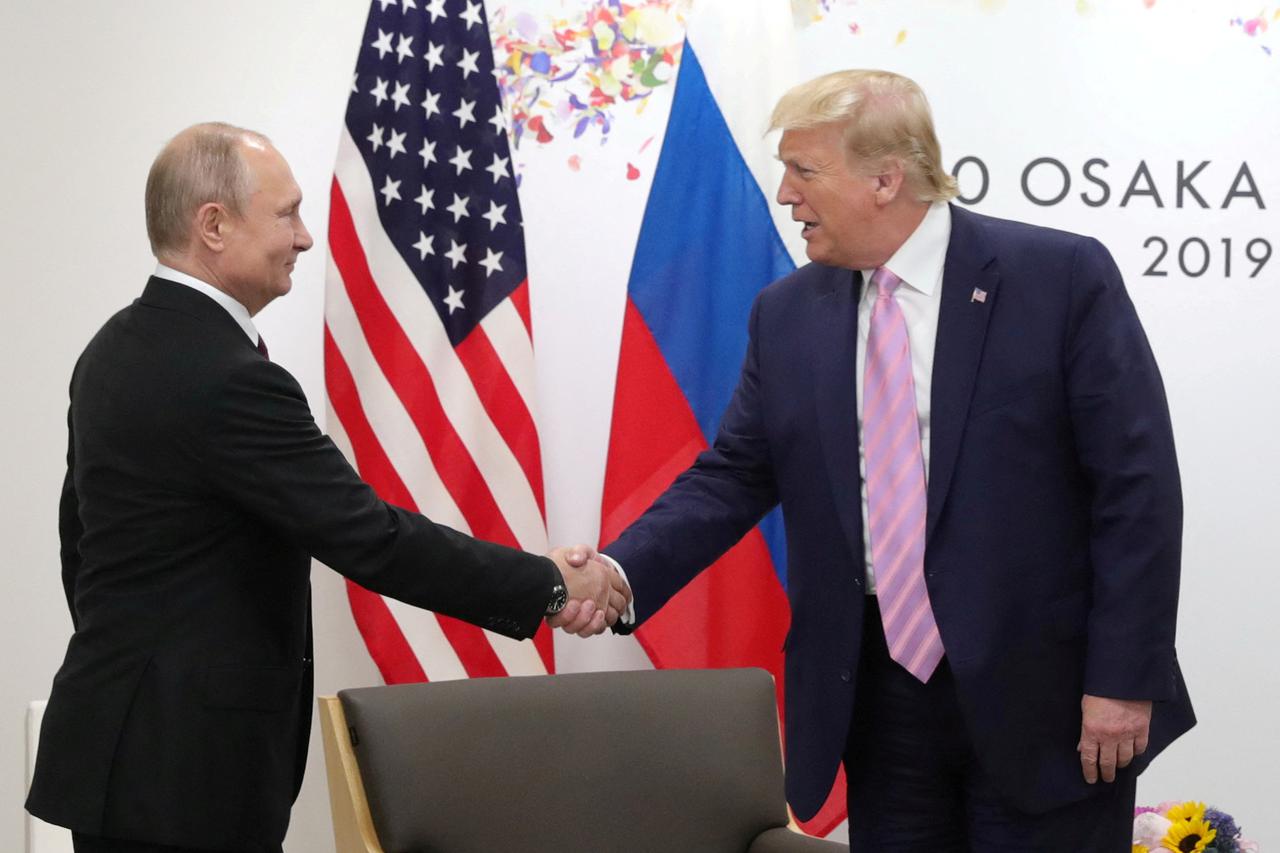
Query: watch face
[[546, 583, 568, 615]]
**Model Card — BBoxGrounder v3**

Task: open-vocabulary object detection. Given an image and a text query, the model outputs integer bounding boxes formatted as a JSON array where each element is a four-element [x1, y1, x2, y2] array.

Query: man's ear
[[194, 202, 229, 253], [873, 161, 907, 206]]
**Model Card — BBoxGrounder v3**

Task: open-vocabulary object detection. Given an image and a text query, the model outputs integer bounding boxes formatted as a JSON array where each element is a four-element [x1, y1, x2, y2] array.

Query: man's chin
[[803, 245, 857, 270]]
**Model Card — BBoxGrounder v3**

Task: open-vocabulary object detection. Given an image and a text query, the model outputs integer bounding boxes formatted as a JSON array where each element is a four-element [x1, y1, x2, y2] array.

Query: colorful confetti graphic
[[1230, 8, 1278, 55], [491, 1, 688, 150], [794, 0, 1273, 56]]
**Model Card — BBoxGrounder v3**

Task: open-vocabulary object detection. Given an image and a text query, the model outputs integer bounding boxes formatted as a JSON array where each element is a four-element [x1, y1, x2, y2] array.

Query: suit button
[[840, 669, 852, 683]]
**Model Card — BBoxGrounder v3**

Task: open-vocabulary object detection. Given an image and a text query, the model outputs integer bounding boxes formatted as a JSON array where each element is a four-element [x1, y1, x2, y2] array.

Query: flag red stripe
[[329, 178, 518, 549], [797, 770, 848, 838], [531, 622, 555, 676], [509, 278, 533, 338], [345, 581, 429, 684], [323, 326, 427, 683], [431, 615, 509, 678]]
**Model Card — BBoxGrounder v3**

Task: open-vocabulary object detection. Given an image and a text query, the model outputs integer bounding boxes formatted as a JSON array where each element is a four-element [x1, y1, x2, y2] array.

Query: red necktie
[[256, 335, 270, 361]]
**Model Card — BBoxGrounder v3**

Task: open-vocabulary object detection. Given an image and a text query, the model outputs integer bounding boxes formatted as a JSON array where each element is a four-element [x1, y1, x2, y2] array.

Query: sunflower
[[1165, 801, 1207, 822], [1161, 816, 1217, 853], [1134, 846, 1150, 853]]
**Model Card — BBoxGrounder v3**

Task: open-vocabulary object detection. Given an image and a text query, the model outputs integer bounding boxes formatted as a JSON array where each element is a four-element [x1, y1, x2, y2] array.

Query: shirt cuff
[[596, 552, 635, 625]]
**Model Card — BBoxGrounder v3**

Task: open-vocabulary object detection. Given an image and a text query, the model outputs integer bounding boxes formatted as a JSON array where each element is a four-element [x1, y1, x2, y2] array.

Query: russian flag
[[598, 0, 845, 838]]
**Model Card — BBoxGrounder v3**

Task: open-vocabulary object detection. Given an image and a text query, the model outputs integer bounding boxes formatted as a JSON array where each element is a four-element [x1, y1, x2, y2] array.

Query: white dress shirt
[[855, 202, 951, 592], [154, 263, 259, 346]]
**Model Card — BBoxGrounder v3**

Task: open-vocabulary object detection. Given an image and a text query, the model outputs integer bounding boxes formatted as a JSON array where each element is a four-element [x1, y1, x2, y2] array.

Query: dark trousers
[[72, 833, 282, 853], [844, 599, 1136, 852]]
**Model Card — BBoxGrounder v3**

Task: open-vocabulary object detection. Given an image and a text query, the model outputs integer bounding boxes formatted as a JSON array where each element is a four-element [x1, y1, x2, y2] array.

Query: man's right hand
[[545, 546, 611, 637], [544, 545, 632, 636]]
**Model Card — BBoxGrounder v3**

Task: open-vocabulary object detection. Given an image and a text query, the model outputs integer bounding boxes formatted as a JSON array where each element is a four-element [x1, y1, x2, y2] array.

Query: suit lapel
[[927, 206, 999, 543], [811, 265, 867, 565]]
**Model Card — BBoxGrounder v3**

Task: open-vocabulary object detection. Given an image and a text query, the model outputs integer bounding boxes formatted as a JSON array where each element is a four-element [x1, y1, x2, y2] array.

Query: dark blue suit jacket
[[608, 205, 1195, 820]]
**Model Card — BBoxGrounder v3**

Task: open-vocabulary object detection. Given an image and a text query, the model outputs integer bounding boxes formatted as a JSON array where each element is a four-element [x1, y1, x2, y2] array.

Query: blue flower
[[1204, 808, 1241, 853]]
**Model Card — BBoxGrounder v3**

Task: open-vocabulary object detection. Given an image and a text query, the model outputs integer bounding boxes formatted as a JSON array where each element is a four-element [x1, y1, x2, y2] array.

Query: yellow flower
[[1134, 845, 1150, 853], [1165, 801, 1206, 822], [1161, 817, 1217, 853]]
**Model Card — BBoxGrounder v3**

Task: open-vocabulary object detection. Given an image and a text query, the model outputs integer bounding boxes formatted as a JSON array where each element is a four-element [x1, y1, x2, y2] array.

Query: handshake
[[544, 545, 632, 637]]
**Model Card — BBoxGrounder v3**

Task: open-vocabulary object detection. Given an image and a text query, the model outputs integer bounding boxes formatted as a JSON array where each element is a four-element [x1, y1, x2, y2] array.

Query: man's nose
[[296, 220, 314, 252]]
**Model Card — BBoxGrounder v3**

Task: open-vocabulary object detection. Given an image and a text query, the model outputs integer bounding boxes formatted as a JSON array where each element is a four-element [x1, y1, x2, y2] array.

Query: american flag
[[324, 0, 553, 682]]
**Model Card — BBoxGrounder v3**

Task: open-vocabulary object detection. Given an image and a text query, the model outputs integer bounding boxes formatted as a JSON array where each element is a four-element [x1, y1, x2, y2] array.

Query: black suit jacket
[[609, 207, 1194, 819], [26, 278, 558, 851]]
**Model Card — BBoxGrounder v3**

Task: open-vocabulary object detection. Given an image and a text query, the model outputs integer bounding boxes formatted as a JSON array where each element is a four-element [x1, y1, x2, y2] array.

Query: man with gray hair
[[27, 122, 628, 853], [593, 69, 1194, 849]]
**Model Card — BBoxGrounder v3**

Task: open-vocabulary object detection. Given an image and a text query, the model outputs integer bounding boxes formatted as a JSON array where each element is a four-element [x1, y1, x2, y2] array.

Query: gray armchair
[[319, 668, 847, 852]]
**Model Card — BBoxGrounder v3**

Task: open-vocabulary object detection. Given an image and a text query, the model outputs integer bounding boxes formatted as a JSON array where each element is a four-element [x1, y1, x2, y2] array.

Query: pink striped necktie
[[863, 266, 944, 682]]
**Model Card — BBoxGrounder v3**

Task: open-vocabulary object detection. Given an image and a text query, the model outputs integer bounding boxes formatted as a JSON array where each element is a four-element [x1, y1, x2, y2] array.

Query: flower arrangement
[[1133, 801, 1259, 853]]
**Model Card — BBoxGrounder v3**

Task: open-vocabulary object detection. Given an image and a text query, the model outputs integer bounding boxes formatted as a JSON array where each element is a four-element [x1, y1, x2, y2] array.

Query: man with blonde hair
[[27, 122, 627, 853], [596, 69, 1193, 849]]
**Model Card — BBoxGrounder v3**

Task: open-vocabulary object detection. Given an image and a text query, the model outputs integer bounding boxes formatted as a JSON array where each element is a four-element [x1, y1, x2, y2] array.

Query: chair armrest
[[748, 827, 849, 853]]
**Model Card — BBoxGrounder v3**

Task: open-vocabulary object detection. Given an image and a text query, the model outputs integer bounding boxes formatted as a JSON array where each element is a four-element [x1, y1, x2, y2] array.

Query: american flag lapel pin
[[970, 287, 987, 304]]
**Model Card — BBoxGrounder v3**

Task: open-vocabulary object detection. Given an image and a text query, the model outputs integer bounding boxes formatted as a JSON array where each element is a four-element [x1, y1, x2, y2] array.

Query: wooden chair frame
[[318, 695, 383, 853]]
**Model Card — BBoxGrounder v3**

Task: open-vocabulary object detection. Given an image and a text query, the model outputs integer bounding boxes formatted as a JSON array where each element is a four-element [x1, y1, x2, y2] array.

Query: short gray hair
[[144, 122, 270, 256], [769, 70, 958, 203]]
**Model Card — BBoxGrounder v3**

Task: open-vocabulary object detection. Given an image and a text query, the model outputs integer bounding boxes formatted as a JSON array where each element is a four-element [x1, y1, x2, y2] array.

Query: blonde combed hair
[[144, 122, 270, 257], [769, 70, 958, 203]]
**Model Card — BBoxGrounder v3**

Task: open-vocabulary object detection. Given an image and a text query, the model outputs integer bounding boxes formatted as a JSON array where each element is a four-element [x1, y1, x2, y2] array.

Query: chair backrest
[[337, 668, 790, 853]]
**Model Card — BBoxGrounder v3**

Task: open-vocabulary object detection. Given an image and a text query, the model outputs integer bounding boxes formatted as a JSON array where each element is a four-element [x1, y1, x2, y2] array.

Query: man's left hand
[[1077, 694, 1152, 784]]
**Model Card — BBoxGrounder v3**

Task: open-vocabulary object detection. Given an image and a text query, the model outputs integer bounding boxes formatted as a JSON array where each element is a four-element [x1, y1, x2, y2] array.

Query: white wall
[[2, 1, 1277, 851]]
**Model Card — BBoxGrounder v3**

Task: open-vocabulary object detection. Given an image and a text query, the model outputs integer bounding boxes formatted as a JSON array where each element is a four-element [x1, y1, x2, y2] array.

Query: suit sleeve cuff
[[1084, 643, 1178, 701]]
